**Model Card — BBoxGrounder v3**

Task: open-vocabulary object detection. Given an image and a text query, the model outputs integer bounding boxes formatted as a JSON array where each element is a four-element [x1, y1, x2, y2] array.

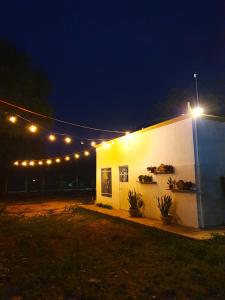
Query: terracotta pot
[[129, 208, 142, 218], [161, 215, 173, 225]]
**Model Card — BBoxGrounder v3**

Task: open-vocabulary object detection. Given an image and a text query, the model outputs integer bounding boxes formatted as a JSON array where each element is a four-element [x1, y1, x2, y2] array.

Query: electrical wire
[[0, 98, 126, 133]]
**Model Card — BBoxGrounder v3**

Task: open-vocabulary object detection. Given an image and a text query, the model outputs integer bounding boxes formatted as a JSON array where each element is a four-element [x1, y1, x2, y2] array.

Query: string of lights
[[0, 98, 127, 133], [6, 113, 114, 146], [13, 148, 94, 167], [13, 131, 133, 167]]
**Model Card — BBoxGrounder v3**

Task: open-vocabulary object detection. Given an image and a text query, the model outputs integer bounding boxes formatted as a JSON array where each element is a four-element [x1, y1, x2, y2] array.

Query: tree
[[0, 39, 52, 194]]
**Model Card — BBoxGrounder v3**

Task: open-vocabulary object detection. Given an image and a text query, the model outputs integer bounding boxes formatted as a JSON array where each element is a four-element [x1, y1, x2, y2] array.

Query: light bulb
[[48, 134, 56, 141], [84, 151, 90, 156], [28, 124, 38, 133], [64, 137, 72, 144], [9, 116, 17, 123]]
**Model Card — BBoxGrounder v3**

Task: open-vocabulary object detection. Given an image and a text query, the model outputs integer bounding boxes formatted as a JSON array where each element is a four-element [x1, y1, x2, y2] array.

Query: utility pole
[[193, 73, 199, 106]]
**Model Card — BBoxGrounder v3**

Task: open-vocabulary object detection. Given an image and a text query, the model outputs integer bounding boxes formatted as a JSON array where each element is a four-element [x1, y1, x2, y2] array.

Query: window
[[119, 165, 128, 182], [101, 168, 112, 197]]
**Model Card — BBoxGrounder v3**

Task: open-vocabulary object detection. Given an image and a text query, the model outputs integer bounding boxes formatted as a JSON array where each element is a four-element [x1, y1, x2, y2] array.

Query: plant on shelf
[[167, 177, 176, 190], [157, 194, 173, 225], [128, 189, 144, 217], [138, 175, 153, 183], [176, 180, 195, 191], [147, 166, 157, 173], [147, 164, 175, 174]]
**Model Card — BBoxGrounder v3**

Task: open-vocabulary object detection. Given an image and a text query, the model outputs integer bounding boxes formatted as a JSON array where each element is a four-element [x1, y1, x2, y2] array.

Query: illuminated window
[[101, 168, 112, 197]]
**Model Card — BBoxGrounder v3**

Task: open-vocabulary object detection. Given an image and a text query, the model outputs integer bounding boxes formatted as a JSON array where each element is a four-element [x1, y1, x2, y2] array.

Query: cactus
[[157, 195, 172, 217], [128, 190, 143, 217]]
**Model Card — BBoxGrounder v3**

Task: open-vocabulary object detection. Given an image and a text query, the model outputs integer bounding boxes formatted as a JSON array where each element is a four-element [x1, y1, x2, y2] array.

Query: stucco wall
[[196, 118, 225, 227], [96, 117, 199, 228]]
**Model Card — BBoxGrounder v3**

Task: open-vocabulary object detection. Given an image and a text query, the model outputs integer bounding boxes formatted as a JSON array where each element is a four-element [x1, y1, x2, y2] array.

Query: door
[[119, 165, 130, 210]]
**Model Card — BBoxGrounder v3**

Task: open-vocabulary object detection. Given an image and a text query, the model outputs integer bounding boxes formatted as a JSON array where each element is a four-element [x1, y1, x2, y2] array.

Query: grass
[[0, 207, 225, 299]]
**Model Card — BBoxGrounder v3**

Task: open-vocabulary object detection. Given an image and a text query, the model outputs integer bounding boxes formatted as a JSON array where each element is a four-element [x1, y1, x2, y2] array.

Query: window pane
[[101, 168, 112, 197], [119, 166, 128, 182]]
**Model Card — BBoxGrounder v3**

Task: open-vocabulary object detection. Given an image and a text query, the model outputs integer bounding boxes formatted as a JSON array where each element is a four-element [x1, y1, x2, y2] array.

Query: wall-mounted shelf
[[166, 189, 196, 194], [152, 171, 174, 175], [137, 181, 157, 184]]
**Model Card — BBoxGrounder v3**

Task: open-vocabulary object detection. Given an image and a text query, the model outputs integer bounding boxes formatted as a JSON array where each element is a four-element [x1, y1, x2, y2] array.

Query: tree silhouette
[[0, 39, 52, 194]]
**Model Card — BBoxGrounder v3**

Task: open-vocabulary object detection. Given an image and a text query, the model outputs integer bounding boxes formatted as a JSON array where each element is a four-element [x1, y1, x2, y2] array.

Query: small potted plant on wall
[[128, 189, 144, 217], [157, 195, 173, 225], [167, 177, 176, 190]]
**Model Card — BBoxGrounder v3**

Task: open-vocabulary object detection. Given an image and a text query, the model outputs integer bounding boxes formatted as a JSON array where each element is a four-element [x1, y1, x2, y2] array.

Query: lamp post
[[193, 73, 204, 228]]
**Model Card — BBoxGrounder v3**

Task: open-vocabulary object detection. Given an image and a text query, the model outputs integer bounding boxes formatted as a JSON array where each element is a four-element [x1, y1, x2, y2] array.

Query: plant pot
[[161, 215, 173, 225], [129, 208, 142, 218]]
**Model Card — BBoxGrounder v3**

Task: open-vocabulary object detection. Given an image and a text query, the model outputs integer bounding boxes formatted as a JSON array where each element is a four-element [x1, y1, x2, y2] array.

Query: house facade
[[96, 115, 225, 228]]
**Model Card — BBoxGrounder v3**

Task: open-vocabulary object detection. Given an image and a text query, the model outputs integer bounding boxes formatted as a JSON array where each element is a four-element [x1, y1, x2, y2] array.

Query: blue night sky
[[0, 0, 224, 136]]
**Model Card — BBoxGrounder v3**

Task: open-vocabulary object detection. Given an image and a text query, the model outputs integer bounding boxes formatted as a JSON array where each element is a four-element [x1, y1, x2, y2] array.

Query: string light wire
[[0, 98, 126, 133]]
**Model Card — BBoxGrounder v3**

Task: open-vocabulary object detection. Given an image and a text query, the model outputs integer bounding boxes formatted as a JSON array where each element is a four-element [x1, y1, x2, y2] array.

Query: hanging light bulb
[[74, 153, 80, 159], [29, 161, 35, 166], [64, 136, 72, 144], [48, 134, 56, 142], [14, 161, 19, 166], [84, 151, 90, 156], [80, 141, 84, 145], [22, 161, 27, 167], [65, 156, 70, 161], [55, 158, 61, 163], [28, 124, 38, 133], [38, 161, 43, 165], [9, 116, 17, 124], [46, 159, 52, 165], [91, 141, 96, 147]]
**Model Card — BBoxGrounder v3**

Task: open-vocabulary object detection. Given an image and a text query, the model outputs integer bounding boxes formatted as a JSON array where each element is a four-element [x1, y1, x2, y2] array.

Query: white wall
[[96, 116, 199, 228]]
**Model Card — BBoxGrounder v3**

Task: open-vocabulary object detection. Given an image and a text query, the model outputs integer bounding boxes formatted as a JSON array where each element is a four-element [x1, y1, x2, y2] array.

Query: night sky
[[0, 0, 224, 138]]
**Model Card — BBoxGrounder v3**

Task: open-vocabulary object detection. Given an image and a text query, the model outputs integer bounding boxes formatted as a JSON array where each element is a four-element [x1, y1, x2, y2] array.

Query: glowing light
[[46, 159, 52, 165], [38, 161, 43, 165], [192, 106, 204, 118], [101, 141, 106, 147], [74, 153, 80, 159], [81, 141, 84, 145], [9, 116, 17, 123], [64, 137, 72, 144], [65, 156, 70, 161], [14, 161, 19, 166], [48, 134, 56, 141], [22, 161, 27, 167], [84, 151, 90, 156], [28, 124, 38, 133], [91, 141, 96, 147], [29, 161, 35, 166], [125, 131, 130, 136], [55, 158, 61, 163]]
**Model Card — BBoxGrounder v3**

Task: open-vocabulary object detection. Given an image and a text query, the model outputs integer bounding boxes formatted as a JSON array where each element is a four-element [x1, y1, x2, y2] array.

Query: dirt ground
[[4, 200, 78, 217], [0, 200, 225, 299]]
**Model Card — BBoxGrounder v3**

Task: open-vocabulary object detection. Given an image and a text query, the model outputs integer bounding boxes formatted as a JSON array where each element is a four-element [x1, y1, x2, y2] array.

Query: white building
[[96, 114, 225, 228]]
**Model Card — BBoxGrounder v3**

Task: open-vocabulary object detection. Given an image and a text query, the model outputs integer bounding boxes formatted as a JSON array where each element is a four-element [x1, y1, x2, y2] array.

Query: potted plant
[[164, 165, 175, 173], [147, 166, 157, 173], [157, 195, 173, 225], [138, 175, 144, 183], [128, 190, 144, 217], [167, 177, 176, 190], [144, 175, 153, 183]]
